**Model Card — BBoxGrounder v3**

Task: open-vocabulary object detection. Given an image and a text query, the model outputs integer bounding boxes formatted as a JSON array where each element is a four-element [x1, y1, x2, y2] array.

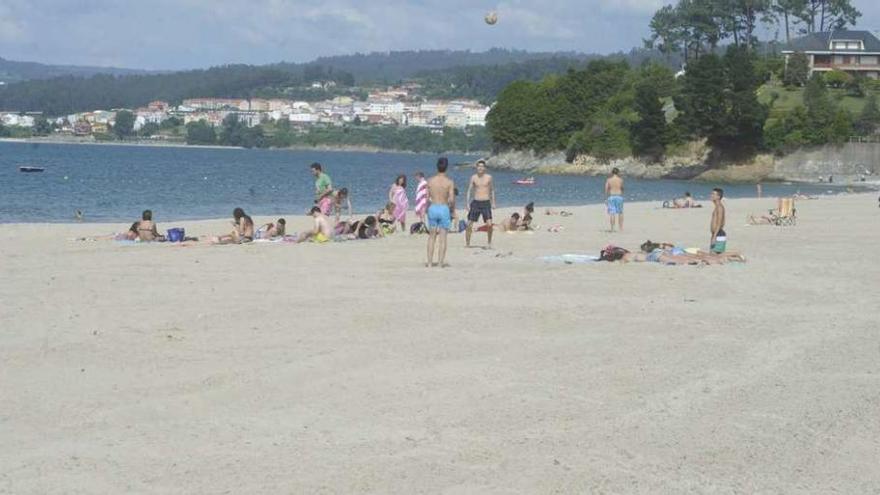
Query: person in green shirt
[[311, 162, 333, 215]]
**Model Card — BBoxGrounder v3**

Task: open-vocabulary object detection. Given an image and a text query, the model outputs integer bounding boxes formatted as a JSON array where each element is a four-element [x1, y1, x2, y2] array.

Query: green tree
[[772, 0, 807, 43], [139, 122, 161, 137], [822, 70, 851, 89], [486, 79, 568, 152], [160, 116, 183, 129], [796, 0, 861, 32], [855, 95, 880, 135], [783, 52, 810, 87], [803, 75, 838, 144], [113, 110, 135, 139], [567, 110, 632, 162], [185, 120, 216, 145], [674, 54, 727, 141], [631, 81, 669, 160], [32, 116, 53, 136], [719, 46, 768, 151], [828, 109, 853, 144], [219, 114, 247, 147]]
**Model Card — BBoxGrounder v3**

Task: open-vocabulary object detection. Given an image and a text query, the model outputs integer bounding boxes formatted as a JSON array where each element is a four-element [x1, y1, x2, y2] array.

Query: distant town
[[0, 82, 491, 139]]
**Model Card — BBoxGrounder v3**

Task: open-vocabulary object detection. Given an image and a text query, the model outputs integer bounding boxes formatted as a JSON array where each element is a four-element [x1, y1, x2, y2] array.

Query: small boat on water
[[19, 165, 45, 173], [514, 177, 535, 185]]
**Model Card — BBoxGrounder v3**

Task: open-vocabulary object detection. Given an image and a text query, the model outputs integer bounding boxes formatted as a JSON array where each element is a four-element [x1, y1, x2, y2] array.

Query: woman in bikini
[[136, 210, 165, 241], [215, 207, 254, 244]]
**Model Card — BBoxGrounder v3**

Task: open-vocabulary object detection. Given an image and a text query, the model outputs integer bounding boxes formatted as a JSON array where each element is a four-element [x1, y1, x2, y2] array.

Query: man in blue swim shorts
[[428, 204, 451, 230], [425, 157, 456, 267], [604, 167, 625, 232]]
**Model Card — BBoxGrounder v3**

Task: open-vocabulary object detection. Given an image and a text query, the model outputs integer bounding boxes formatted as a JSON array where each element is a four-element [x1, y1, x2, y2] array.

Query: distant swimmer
[[426, 157, 455, 267], [465, 159, 496, 248], [605, 168, 624, 232]]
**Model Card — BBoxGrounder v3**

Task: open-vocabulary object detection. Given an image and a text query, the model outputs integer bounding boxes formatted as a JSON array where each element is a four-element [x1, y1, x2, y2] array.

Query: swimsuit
[[711, 229, 727, 253], [427, 204, 452, 230], [607, 195, 624, 215], [318, 196, 333, 216], [314, 232, 329, 243], [467, 200, 492, 222], [646, 249, 663, 263]]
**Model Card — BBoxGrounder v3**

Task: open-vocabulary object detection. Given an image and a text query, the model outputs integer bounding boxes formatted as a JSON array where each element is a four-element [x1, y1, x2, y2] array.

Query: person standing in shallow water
[[605, 167, 624, 232]]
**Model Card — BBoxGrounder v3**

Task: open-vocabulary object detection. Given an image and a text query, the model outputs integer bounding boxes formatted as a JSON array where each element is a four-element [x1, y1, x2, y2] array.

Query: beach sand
[[2, 194, 879, 493]]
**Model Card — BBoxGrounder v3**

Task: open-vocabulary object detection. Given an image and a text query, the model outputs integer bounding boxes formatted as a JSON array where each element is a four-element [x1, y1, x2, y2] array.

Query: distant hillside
[[0, 48, 682, 115], [415, 48, 683, 104], [289, 48, 593, 83], [0, 56, 152, 84]]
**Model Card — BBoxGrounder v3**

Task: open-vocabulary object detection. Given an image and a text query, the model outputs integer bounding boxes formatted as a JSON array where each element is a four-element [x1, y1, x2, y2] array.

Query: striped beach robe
[[415, 178, 429, 216]]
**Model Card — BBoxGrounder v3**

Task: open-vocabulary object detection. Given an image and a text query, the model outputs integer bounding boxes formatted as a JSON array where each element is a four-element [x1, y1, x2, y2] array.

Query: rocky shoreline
[[484, 141, 880, 184]]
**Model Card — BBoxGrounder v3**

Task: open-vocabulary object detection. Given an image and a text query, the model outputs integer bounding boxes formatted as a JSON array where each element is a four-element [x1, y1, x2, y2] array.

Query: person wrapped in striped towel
[[414, 171, 429, 225]]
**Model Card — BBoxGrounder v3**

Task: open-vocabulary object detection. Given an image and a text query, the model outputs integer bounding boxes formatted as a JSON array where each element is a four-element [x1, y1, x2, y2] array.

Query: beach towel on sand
[[540, 254, 600, 264]]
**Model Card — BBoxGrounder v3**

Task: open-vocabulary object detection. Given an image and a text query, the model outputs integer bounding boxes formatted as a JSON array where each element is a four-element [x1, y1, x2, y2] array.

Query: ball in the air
[[484, 11, 498, 25]]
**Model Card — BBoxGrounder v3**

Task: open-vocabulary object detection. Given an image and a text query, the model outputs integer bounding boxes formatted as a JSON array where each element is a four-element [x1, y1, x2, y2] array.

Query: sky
[[0, 0, 878, 70]]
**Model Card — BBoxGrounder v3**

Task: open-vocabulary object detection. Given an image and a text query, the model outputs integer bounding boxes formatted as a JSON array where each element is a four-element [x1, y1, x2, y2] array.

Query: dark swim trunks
[[468, 200, 493, 222]]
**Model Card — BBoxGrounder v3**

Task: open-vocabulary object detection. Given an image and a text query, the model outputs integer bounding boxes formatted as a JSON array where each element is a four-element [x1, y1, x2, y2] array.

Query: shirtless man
[[298, 206, 334, 243], [465, 159, 496, 248], [604, 168, 624, 232], [710, 188, 727, 253], [426, 157, 456, 267]]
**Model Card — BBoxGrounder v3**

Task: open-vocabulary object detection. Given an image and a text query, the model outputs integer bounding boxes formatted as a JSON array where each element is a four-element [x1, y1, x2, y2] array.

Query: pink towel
[[392, 185, 409, 222]]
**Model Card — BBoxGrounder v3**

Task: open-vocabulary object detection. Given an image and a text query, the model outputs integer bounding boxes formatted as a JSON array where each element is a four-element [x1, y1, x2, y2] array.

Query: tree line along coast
[[2, 0, 879, 165]]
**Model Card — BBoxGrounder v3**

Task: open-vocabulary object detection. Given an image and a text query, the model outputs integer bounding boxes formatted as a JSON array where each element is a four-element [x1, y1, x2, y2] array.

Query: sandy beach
[[2, 193, 879, 493]]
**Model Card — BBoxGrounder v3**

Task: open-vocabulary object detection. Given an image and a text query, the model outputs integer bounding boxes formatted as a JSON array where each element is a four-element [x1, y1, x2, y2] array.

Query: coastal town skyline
[[3, 0, 878, 71]]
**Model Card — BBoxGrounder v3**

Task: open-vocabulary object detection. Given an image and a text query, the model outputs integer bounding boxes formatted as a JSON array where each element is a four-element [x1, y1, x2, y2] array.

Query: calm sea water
[[0, 141, 845, 223]]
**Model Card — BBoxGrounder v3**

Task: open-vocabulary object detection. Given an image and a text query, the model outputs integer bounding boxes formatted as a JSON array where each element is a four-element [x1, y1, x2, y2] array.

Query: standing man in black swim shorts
[[465, 159, 496, 248]]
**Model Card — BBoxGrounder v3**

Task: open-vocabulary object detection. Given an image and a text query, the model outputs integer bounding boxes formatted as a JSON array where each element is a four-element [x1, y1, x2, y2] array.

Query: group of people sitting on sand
[[119, 210, 167, 242], [598, 240, 745, 265], [662, 192, 701, 209]]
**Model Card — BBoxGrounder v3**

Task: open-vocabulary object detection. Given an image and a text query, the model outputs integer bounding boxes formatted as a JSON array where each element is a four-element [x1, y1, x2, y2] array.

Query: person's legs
[[465, 221, 474, 247], [619, 212, 623, 231], [484, 207, 493, 247], [438, 228, 449, 267], [426, 228, 437, 267]]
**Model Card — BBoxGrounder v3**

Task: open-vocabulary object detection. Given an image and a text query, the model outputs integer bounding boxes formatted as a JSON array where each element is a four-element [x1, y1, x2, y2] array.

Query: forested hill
[[414, 48, 684, 104], [302, 48, 593, 83], [0, 57, 152, 84]]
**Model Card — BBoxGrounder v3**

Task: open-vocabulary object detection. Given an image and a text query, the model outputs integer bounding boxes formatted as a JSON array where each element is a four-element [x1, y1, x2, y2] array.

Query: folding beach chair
[[770, 197, 796, 226]]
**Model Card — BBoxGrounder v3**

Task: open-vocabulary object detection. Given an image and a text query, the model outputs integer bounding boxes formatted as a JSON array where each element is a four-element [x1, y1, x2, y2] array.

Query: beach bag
[[410, 222, 427, 234], [167, 228, 185, 242]]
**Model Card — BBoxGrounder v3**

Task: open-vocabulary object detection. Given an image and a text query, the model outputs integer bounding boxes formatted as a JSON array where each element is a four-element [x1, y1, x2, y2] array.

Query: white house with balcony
[[782, 30, 880, 79]]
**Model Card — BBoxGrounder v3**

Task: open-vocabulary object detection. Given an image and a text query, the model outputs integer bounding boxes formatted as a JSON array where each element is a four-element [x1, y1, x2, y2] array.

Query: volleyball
[[484, 11, 498, 25]]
